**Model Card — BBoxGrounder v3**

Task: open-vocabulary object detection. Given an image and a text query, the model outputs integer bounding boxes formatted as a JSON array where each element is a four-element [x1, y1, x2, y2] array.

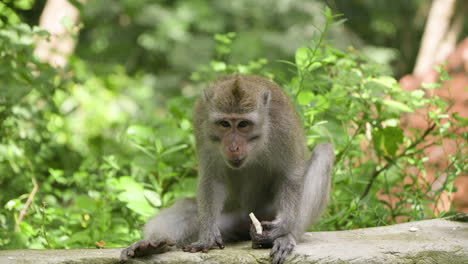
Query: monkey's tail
[[298, 143, 334, 234]]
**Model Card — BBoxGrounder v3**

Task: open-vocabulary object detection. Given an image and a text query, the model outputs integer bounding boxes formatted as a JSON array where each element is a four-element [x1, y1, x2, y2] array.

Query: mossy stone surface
[[1, 215, 467, 264]]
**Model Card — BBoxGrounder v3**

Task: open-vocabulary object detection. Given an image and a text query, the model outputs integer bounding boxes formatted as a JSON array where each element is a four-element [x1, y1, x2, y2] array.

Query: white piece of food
[[249, 212, 263, 234]]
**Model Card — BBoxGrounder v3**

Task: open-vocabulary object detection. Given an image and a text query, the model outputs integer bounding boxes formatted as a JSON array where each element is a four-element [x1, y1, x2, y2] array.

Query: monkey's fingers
[[270, 235, 295, 264], [215, 239, 225, 249], [119, 247, 133, 263], [260, 221, 277, 230], [182, 246, 191, 252], [183, 239, 223, 253], [182, 244, 204, 253], [250, 224, 274, 249], [149, 241, 160, 248], [121, 238, 174, 262], [165, 239, 176, 246], [150, 239, 175, 248], [120, 240, 146, 263], [187, 246, 209, 253], [271, 251, 291, 264]]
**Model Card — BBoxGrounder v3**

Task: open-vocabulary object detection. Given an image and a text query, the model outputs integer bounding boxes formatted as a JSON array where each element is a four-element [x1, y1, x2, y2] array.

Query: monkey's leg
[[144, 198, 199, 246], [120, 198, 198, 262], [297, 143, 334, 232], [181, 210, 252, 252], [121, 199, 250, 262]]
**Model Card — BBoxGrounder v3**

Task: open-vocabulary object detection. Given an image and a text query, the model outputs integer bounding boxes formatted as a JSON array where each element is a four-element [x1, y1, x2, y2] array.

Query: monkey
[[120, 74, 334, 264]]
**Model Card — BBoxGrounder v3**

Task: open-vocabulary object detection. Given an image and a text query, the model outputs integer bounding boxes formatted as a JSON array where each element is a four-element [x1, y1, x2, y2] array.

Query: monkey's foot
[[120, 239, 175, 262], [270, 234, 296, 264], [182, 236, 225, 253]]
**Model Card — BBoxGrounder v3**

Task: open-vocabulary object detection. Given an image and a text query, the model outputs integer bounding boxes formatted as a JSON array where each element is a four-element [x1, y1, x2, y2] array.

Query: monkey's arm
[[266, 171, 304, 239], [251, 144, 334, 264], [252, 173, 302, 264], [182, 173, 226, 252]]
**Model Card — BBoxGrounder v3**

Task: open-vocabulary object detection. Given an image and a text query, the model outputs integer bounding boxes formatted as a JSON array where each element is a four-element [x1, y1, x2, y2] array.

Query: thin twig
[[15, 177, 38, 232], [335, 122, 363, 165], [360, 122, 437, 200], [40, 202, 52, 248]]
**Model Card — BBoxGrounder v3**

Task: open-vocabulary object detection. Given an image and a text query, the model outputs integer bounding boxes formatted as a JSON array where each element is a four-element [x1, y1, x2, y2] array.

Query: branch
[[360, 123, 437, 200], [334, 122, 364, 165], [15, 177, 39, 232]]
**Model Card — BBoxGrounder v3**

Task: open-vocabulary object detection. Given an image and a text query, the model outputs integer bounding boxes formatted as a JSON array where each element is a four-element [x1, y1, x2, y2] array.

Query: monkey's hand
[[120, 239, 175, 263], [270, 234, 296, 264], [250, 220, 288, 242], [249, 223, 273, 249], [249, 222, 295, 264], [182, 229, 224, 253]]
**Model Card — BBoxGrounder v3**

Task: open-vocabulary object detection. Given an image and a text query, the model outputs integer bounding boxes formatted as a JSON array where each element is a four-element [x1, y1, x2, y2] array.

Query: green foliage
[[1, 8, 198, 249], [285, 9, 465, 230], [1, 2, 465, 251]]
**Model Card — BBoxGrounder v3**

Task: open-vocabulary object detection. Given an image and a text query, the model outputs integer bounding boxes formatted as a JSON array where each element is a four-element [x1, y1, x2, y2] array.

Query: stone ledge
[[1, 214, 467, 264]]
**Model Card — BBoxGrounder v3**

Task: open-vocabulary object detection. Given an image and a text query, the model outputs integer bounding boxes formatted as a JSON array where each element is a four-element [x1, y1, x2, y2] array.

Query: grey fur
[[121, 75, 334, 264]]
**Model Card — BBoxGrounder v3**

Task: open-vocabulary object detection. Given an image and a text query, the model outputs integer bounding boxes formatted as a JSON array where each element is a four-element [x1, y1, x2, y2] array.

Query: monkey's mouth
[[228, 158, 245, 169]]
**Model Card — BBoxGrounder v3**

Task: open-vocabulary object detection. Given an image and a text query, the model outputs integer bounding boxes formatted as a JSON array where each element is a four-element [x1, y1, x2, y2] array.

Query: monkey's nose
[[229, 145, 240, 153]]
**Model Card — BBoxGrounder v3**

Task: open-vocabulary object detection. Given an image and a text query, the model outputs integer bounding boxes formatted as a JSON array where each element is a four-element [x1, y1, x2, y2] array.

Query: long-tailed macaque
[[120, 75, 334, 264]]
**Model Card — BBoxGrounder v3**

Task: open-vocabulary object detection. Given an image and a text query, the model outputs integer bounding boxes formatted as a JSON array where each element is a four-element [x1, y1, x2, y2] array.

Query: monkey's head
[[202, 75, 271, 169]]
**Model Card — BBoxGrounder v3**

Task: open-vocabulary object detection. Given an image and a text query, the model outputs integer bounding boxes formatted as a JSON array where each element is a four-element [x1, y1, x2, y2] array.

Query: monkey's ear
[[262, 90, 271, 107], [203, 90, 211, 103]]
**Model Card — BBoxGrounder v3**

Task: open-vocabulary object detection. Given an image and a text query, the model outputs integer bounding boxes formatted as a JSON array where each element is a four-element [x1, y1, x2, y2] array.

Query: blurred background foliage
[[0, 0, 466, 249]]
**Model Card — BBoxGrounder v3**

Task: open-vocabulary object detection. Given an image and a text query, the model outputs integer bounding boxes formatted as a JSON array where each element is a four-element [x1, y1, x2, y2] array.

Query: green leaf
[[160, 144, 188, 157], [297, 91, 314, 106], [127, 125, 154, 145], [74, 196, 98, 212], [143, 190, 161, 207], [372, 127, 404, 156], [383, 165, 402, 184], [383, 99, 413, 113], [364, 80, 387, 97], [434, 65, 451, 81], [115, 176, 155, 217], [13, 0, 34, 10], [157, 125, 185, 146], [180, 119, 191, 130], [61, 16, 74, 31], [295, 46, 312, 69], [210, 61, 227, 71], [103, 155, 120, 170], [421, 82, 441, 89], [411, 90, 425, 99], [214, 33, 235, 44], [451, 112, 468, 126]]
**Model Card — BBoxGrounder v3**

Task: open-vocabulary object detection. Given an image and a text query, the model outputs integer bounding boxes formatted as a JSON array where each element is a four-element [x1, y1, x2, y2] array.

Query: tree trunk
[[34, 0, 84, 68], [413, 0, 466, 76]]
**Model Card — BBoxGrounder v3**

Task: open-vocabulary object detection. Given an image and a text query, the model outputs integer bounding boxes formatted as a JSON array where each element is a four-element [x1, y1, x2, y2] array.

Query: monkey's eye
[[218, 120, 231, 128], [238, 120, 251, 128]]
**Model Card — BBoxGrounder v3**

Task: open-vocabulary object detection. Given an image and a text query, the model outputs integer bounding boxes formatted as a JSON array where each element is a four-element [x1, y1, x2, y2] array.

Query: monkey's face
[[201, 75, 271, 169], [208, 112, 265, 169]]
